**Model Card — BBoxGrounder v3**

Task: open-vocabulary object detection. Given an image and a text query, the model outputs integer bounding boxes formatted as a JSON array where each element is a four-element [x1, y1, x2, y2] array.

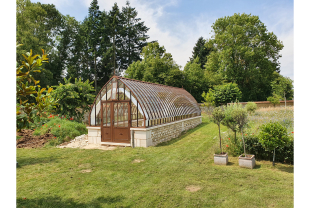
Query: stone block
[[214, 153, 228, 165]]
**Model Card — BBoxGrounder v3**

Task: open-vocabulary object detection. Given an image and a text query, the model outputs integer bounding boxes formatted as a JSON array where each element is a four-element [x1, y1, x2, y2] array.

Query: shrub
[[33, 116, 87, 145], [245, 102, 257, 115], [267, 93, 281, 107], [202, 83, 242, 107], [51, 77, 95, 123], [258, 122, 290, 166]]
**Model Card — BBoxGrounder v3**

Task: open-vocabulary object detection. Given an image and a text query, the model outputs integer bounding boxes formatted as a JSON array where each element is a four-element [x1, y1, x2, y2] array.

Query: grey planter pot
[[214, 153, 228, 165], [238, 154, 255, 169]]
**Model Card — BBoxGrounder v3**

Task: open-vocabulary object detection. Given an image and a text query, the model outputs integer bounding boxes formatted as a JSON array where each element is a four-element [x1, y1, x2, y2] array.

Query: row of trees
[[17, 0, 149, 93], [17, 1, 293, 105], [125, 13, 293, 103]]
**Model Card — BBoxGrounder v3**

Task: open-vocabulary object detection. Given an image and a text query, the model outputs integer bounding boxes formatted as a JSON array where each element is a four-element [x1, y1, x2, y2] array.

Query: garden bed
[[16, 129, 55, 148]]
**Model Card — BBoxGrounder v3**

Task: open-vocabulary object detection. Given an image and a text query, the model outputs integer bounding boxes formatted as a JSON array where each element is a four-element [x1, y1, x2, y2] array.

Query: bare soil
[[16, 129, 55, 148], [185, 185, 202, 192]]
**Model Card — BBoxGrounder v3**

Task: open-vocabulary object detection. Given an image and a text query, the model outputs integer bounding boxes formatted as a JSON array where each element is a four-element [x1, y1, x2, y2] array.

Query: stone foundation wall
[[87, 116, 202, 147], [150, 117, 202, 146]]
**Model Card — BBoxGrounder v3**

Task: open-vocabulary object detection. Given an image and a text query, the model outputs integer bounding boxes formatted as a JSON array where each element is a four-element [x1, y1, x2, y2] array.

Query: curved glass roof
[[119, 77, 200, 120], [89, 76, 201, 127]]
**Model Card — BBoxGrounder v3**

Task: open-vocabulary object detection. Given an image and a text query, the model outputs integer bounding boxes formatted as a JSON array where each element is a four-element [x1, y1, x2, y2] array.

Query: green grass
[[17, 114, 293, 208]]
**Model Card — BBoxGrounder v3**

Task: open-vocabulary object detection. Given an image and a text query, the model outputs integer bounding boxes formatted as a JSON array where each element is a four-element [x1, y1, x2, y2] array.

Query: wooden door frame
[[101, 100, 131, 143]]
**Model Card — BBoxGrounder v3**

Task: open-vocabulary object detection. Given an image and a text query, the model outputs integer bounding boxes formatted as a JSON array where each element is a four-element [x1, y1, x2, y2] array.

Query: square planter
[[214, 153, 228, 165], [238, 154, 255, 169]]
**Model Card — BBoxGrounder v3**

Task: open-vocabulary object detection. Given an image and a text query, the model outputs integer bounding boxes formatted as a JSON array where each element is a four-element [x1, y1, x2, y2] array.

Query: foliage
[[258, 122, 289, 151], [267, 93, 281, 107], [16, 48, 58, 131], [270, 74, 294, 101], [212, 106, 225, 153], [230, 103, 248, 156], [245, 102, 257, 115], [202, 83, 242, 107], [189, 37, 213, 69], [258, 122, 290, 166], [33, 117, 87, 145], [183, 57, 209, 102], [51, 78, 95, 123], [16, 0, 63, 88], [125, 42, 183, 88], [222, 104, 238, 143], [205, 13, 284, 101]]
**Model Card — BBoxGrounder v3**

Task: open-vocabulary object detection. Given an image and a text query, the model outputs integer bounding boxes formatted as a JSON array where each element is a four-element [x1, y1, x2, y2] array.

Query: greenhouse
[[87, 76, 202, 147]]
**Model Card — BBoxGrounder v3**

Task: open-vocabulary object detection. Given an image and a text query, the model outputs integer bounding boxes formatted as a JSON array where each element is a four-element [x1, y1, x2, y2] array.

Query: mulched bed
[[16, 129, 55, 148]]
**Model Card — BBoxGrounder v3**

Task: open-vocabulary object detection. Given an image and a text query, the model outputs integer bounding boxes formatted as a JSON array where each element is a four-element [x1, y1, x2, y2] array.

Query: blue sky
[[33, 0, 294, 80]]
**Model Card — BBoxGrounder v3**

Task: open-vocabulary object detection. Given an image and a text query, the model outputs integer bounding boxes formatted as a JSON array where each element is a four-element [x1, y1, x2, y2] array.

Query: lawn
[[16, 113, 293, 208]]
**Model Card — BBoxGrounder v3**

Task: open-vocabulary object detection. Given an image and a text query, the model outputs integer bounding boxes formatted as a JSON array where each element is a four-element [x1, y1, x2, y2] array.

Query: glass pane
[[111, 82, 117, 100], [114, 103, 118, 127], [124, 103, 128, 127], [106, 81, 112, 101], [90, 105, 96, 126], [102, 103, 107, 126], [107, 103, 111, 126]]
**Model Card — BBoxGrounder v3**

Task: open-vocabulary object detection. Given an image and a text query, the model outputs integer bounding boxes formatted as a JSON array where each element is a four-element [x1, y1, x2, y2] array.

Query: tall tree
[[16, 0, 63, 87], [125, 42, 183, 87], [270, 74, 294, 107], [87, 0, 101, 93], [183, 57, 208, 102], [108, 3, 123, 75], [205, 13, 284, 101], [189, 37, 213, 69], [119, 1, 149, 71]]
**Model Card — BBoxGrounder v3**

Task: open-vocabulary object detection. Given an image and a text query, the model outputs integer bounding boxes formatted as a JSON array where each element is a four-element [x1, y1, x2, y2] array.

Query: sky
[[33, 0, 294, 81]]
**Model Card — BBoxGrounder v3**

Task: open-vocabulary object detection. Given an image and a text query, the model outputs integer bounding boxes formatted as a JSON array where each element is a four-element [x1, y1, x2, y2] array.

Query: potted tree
[[258, 122, 289, 166], [232, 103, 255, 169], [212, 107, 228, 165]]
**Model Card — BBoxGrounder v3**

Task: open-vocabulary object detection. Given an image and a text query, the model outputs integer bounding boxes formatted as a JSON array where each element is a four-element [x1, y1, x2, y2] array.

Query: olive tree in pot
[[258, 122, 289, 166], [231, 103, 255, 168], [212, 106, 228, 165]]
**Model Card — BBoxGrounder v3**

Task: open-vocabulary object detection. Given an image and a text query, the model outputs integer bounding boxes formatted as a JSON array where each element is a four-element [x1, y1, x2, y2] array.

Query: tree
[[222, 104, 238, 144], [205, 13, 284, 101], [16, 0, 63, 88], [202, 83, 242, 107], [16, 48, 58, 131], [245, 102, 257, 115], [183, 57, 209, 102], [270, 75, 294, 108], [258, 122, 289, 166], [230, 103, 248, 157], [124, 42, 183, 87], [189, 37, 213, 69], [267, 93, 281, 107], [212, 107, 226, 154], [119, 1, 149, 71], [51, 78, 96, 122]]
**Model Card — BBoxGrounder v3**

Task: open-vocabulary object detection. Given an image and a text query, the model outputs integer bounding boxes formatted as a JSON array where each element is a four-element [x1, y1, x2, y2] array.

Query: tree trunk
[[273, 148, 275, 166], [94, 52, 97, 94], [113, 35, 116, 75], [219, 124, 222, 153], [284, 92, 286, 109], [241, 128, 246, 156]]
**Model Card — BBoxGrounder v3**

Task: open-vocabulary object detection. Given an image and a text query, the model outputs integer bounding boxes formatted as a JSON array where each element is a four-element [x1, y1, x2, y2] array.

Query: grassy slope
[[17, 115, 293, 208]]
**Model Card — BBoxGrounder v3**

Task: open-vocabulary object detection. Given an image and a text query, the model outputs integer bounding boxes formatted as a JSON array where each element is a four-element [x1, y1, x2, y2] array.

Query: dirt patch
[[16, 129, 55, 148], [132, 159, 144, 163], [186, 185, 202, 192], [78, 163, 91, 168], [81, 169, 92, 173]]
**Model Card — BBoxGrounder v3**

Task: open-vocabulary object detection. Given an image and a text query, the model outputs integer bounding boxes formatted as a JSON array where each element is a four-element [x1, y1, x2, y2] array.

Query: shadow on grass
[[253, 164, 261, 169], [155, 121, 211, 147], [17, 195, 127, 208], [17, 156, 60, 168], [227, 162, 235, 166], [277, 166, 294, 173]]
